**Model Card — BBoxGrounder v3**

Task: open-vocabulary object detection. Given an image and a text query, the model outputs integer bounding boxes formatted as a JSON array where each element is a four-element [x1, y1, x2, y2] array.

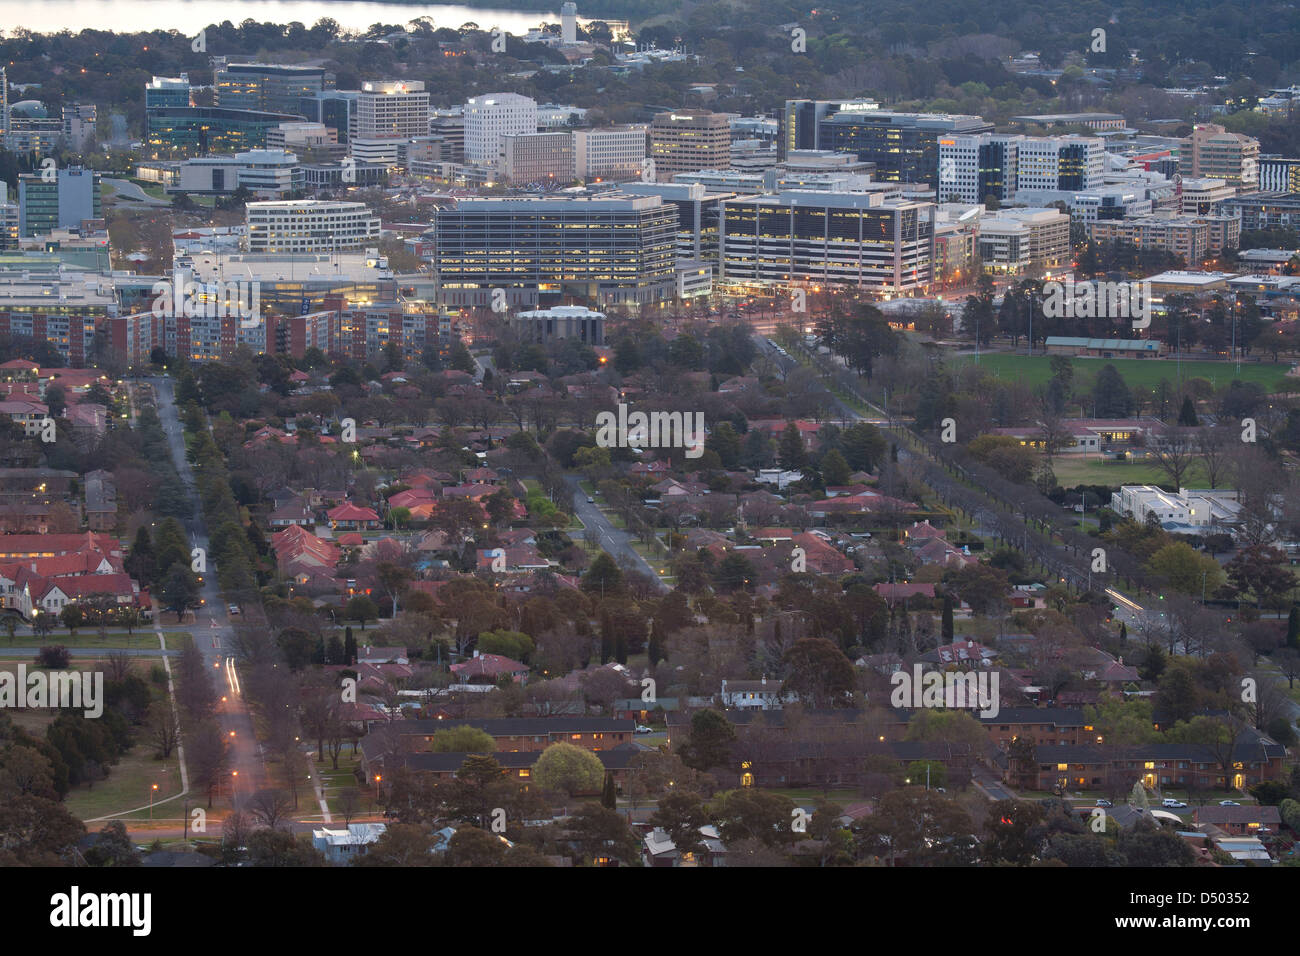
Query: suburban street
[[566, 475, 670, 593]]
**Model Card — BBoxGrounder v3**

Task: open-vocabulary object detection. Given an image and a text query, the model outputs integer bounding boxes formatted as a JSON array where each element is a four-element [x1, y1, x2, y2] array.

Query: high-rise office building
[[498, 131, 575, 185], [354, 81, 430, 140], [937, 133, 1103, 203], [145, 75, 192, 110], [649, 110, 731, 183], [574, 126, 647, 181], [216, 63, 330, 115], [464, 94, 538, 165], [431, 194, 678, 306], [1260, 157, 1300, 193], [17, 166, 101, 237], [781, 99, 878, 156], [818, 109, 993, 186], [245, 200, 381, 252], [1179, 123, 1260, 193], [719, 189, 935, 293]]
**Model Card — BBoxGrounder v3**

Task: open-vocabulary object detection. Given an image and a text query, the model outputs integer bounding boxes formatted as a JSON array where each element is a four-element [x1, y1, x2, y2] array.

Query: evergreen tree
[[1288, 606, 1300, 650], [615, 631, 628, 665], [941, 595, 954, 641], [1119, 621, 1128, 643], [647, 618, 666, 667], [599, 609, 614, 664], [601, 773, 617, 810], [344, 627, 357, 666], [1177, 396, 1199, 426]]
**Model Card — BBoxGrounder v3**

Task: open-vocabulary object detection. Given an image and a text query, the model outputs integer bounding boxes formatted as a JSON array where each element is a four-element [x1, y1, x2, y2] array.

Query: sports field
[[951, 352, 1294, 391]]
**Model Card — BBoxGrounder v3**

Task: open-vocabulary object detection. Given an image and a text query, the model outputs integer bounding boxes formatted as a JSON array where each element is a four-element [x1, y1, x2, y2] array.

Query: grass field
[[953, 353, 1294, 392], [65, 744, 183, 822], [0, 631, 187, 652], [1050, 455, 1211, 489]]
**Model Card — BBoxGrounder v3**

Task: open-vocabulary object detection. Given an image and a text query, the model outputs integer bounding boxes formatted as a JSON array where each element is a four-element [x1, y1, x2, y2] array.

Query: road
[[565, 476, 669, 593], [103, 177, 170, 206], [144, 375, 268, 816]]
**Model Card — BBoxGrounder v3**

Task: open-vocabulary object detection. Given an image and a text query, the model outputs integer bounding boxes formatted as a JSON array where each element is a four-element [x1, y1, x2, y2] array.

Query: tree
[[532, 742, 604, 796], [778, 423, 807, 471], [147, 703, 179, 759], [84, 820, 140, 867], [982, 799, 1046, 865], [1225, 545, 1294, 610], [345, 595, 379, 629], [430, 726, 496, 753], [1147, 542, 1226, 596], [780, 638, 855, 708], [1177, 396, 1199, 426], [354, 823, 435, 866], [247, 789, 294, 829], [59, 605, 83, 635], [677, 709, 736, 772], [601, 772, 617, 810], [582, 553, 624, 597], [189, 722, 230, 808], [648, 792, 710, 858], [568, 803, 641, 865], [1092, 365, 1133, 417], [712, 789, 797, 848], [446, 826, 507, 866], [1151, 428, 1198, 490]]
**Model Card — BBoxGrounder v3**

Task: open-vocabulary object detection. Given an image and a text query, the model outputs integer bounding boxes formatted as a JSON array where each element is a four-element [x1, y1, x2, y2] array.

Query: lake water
[[6, 0, 556, 35]]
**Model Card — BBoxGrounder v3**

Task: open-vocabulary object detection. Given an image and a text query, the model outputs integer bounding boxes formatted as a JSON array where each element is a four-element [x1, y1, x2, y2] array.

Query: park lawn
[[768, 787, 861, 805], [952, 352, 1293, 392], [64, 743, 183, 822], [0, 631, 189, 652], [1050, 455, 1211, 489]]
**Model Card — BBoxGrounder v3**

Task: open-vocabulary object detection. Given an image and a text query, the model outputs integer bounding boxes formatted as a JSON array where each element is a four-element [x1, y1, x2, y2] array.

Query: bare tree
[[338, 788, 361, 826], [1196, 426, 1233, 489], [147, 702, 179, 759], [1151, 427, 1198, 490], [104, 649, 132, 682], [247, 789, 294, 830]]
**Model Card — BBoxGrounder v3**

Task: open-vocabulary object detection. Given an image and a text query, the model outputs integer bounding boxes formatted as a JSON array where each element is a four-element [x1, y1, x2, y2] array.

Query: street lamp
[[150, 783, 158, 821]]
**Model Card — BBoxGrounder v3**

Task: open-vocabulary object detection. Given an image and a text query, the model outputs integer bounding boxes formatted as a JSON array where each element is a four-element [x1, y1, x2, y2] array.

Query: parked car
[[1096, 799, 1113, 808], [586, 496, 594, 504], [634, 724, 653, 734], [1162, 798, 1187, 808], [1219, 800, 1241, 806], [228, 604, 239, 615]]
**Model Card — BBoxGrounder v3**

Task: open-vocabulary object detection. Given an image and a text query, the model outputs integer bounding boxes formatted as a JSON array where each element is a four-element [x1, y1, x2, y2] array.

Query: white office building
[[938, 133, 1104, 204], [464, 93, 538, 166], [574, 126, 646, 181], [245, 199, 381, 252]]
